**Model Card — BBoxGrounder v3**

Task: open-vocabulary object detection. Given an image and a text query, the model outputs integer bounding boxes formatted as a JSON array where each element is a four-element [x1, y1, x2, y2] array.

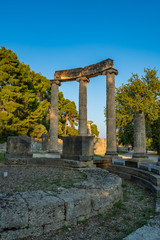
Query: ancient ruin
[[49, 59, 118, 160]]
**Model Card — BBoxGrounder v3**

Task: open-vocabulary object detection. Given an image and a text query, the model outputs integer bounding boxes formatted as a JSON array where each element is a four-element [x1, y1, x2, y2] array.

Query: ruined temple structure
[[49, 59, 118, 161]]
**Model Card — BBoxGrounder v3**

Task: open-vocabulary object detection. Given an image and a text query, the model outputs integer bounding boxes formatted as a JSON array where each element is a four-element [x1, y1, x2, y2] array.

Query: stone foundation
[[0, 169, 122, 240]]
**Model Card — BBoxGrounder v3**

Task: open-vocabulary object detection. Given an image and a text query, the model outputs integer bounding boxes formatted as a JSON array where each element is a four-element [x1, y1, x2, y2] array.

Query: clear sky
[[1, 0, 160, 138]]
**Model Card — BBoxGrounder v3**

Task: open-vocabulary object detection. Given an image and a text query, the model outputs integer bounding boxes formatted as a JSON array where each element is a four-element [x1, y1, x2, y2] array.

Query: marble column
[[77, 77, 90, 136], [49, 80, 61, 152], [132, 113, 148, 161], [87, 121, 93, 136], [105, 68, 118, 157]]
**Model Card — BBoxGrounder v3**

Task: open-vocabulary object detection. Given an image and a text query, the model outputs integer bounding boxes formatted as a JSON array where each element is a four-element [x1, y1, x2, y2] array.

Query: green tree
[[58, 92, 78, 136], [116, 68, 160, 148], [0, 46, 50, 141], [91, 124, 99, 138]]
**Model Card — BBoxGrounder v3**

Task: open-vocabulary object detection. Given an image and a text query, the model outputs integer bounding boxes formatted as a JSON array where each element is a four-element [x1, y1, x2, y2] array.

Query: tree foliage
[[116, 68, 160, 150], [58, 91, 78, 137], [0, 47, 98, 141], [0, 47, 50, 141], [91, 124, 99, 138]]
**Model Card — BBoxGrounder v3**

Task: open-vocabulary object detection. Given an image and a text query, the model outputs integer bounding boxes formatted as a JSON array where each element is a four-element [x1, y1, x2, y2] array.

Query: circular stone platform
[[0, 168, 122, 240]]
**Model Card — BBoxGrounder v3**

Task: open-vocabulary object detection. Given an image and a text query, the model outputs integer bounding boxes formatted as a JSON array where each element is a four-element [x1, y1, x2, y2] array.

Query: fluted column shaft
[[77, 77, 90, 136], [49, 80, 61, 152], [105, 68, 118, 156]]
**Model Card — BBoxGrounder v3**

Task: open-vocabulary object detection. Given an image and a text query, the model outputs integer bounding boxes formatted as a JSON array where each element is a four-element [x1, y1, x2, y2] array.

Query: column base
[[104, 151, 118, 164], [132, 153, 153, 162]]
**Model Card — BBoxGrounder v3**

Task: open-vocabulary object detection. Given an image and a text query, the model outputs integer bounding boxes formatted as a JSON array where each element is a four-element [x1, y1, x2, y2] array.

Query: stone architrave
[[42, 133, 49, 151], [132, 113, 149, 162], [76, 77, 90, 136], [49, 80, 61, 152], [105, 68, 118, 159], [87, 121, 93, 136]]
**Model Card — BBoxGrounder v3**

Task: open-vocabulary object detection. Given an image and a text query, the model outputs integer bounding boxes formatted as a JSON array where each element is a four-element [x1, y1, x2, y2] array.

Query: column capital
[[103, 68, 118, 76], [50, 80, 61, 86], [76, 76, 90, 83]]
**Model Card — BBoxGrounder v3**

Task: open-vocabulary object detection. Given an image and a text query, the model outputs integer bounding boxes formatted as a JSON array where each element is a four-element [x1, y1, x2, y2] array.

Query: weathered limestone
[[5, 135, 32, 163], [0, 169, 122, 240], [49, 80, 61, 152], [62, 136, 94, 161], [77, 77, 89, 136], [132, 114, 149, 162], [42, 133, 48, 151], [105, 68, 118, 159], [87, 121, 93, 136], [54, 59, 113, 81]]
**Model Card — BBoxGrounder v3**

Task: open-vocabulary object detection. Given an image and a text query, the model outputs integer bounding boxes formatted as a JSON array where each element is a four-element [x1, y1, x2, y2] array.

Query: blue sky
[[1, 0, 160, 138]]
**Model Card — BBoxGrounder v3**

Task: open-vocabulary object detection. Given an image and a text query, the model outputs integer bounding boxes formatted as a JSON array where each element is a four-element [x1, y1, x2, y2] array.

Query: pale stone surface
[[124, 215, 160, 240], [105, 69, 118, 157], [49, 80, 61, 152], [57, 189, 91, 221], [20, 190, 65, 227]]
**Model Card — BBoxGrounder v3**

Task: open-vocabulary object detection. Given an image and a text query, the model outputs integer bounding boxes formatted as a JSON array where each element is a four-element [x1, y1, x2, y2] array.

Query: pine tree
[[0, 47, 50, 141]]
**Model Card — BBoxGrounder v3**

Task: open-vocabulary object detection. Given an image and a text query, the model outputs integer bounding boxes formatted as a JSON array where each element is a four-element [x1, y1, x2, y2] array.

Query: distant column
[[132, 113, 148, 161], [49, 80, 61, 152], [77, 77, 90, 136], [87, 121, 93, 136], [105, 68, 118, 157]]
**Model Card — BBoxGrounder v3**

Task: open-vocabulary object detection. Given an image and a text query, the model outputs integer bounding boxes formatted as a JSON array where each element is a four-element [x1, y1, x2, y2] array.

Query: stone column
[[87, 121, 93, 136], [77, 77, 90, 136], [132, 113, 148, 162], [49, 80, 61, 152], [105, 68, 118, 158]]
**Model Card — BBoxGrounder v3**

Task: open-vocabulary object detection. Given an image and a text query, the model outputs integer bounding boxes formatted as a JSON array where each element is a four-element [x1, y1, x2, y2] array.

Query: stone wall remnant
[[5, 135, 32, 162]]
